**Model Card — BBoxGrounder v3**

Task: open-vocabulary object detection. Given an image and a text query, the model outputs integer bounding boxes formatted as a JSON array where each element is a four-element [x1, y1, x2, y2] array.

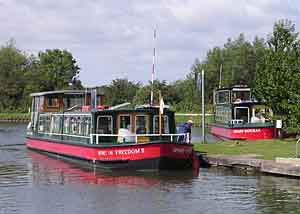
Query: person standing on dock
[[178, 120, 193, 143]]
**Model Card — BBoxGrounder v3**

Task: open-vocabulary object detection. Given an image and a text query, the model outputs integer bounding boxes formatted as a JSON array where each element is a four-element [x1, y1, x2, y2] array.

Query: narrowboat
[[26, 89, 195, 170], [210, 85, 275, 140]]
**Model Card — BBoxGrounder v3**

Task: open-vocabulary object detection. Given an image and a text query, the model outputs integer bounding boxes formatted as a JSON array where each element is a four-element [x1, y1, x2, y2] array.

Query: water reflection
[[28, 151, 199, 186], [1, 122, 300, 214], [28, 151, 164, 186], [256, 175, 300, 213]]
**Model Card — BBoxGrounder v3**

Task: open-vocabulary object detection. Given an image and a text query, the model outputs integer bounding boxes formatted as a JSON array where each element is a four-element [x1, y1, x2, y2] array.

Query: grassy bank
[[193, 140, 298, 160], [175, 114, 214, 126], [0, 113, 30, 121]]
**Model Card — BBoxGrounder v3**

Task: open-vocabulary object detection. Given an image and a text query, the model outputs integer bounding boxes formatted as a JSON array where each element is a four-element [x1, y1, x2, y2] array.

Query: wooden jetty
[[200, 154, 300, 178]]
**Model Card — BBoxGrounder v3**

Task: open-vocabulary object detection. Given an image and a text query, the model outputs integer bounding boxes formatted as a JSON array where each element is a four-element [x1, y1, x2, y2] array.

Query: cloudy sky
[[0, 0, 299, 86]]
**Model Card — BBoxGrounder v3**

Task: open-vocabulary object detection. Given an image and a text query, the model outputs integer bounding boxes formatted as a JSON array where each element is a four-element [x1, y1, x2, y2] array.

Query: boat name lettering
[[172, 147, 192, 154], [233, 129, 261, 134], [98, 148, 145, 156]]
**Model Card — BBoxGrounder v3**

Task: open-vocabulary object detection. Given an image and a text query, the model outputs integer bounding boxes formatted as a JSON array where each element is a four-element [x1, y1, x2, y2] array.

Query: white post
[[219, 63, 222, 88], [151, 29, 156, 106], [201, 69, 206, 143]]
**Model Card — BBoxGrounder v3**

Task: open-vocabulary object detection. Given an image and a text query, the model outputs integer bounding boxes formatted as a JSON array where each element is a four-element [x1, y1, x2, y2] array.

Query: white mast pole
[[150, 29, 156, 106], [201, 69, 206, 143]]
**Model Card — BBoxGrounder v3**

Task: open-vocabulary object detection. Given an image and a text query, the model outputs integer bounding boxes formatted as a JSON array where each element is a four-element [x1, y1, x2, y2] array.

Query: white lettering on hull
[[233, 129, 261, 134], [98, 148, 145, 157], [172, 147, 192, 154]]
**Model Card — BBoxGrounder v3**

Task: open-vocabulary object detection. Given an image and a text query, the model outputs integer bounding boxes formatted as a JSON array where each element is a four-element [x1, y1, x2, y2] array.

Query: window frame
[[234, 107, 249, 123], [97, 115, 113, 134], [153, 115, 169, 134], [118, 114, 132, 131], [135, 114, 149, 134]]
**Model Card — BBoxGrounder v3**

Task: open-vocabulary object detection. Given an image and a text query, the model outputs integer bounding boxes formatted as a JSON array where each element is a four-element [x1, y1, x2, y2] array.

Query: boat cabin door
[[234, 107, 249, 123]]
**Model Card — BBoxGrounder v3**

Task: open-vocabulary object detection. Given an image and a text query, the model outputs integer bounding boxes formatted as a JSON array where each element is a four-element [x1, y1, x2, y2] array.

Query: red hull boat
[[26, 90, 196, 170], [210, 85, 275, 140]]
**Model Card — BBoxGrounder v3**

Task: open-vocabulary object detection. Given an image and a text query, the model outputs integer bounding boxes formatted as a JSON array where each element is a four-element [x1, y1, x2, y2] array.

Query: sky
[[0, 0, 299, 87]]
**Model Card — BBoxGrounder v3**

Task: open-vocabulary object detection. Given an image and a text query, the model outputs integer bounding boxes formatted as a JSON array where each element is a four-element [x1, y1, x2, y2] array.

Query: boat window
[[232, 91, 251, 102], [64, 96, 84, 109], [70, 116, 79, 135], [34, 96, 44, 112], [153, 115, 169, 134], [164, 116, 169, 134], [38, 114, 51, 133], [97, 116, 113, 134], [215, 106, 231, 124], [135, 115, 148, 134], [82, 117, 91, 136], [38, 96, 44, 111], [47, 97, 59, 107], [63, 116, 70, 134], [119, 115, 131, 130], [63, 115, 91, 136], [50, 115, 62, 134], [216, 90, 230, 104], [234, 107, 249, 123]]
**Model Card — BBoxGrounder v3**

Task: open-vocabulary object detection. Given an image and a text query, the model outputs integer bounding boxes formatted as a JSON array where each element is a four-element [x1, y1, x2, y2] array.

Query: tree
[[102, 78, 141, 106], [255, 19, 300, 132], [190, 34, 266, 106], [0, 40, 29, 111], [37, 49, 81, 91], [133, 80, 180, 107]]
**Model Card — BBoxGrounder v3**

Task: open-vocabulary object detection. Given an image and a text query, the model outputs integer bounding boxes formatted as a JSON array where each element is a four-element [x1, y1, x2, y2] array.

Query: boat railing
[[32, 131, 190, 145], [89, 133, 190, 145]]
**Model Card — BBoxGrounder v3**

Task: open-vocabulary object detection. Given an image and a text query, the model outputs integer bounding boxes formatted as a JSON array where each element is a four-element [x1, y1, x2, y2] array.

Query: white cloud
[[0, 0, 299, 86]]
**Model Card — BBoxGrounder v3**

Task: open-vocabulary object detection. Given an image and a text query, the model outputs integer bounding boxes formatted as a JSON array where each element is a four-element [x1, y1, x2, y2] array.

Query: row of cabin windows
[[215, 90, 251, 104], [47, 96, 85, 109], [38, 114, 169, 136], [32, 96, 86, 112], [215, 106, 272, 124], [97, 115, 169, 134], [38, 114, 91, 136], [215, 106, 250, 124]]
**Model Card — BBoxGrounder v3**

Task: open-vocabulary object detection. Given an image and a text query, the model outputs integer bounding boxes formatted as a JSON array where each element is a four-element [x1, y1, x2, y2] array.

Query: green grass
[[193, 139, 299, 160], [175, 114, 214, 126], [0, 113, 30, 120]]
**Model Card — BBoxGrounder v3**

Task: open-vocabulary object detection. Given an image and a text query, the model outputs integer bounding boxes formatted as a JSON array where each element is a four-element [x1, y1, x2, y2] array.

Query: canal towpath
[[200, 154, 300, 178]]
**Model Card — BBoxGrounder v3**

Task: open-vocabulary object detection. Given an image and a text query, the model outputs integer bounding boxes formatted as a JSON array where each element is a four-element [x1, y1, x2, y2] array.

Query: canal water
[[0, 123, 300, 214]]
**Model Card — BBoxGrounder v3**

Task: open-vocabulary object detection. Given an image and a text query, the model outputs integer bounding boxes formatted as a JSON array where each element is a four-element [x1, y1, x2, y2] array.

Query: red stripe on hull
[[211, 125, 274, 140], [26, 138, 193, 162]]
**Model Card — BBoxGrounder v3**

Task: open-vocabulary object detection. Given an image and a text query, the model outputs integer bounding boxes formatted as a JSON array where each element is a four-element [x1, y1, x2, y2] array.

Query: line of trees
[[0, 40, 82, 112], [1, 20, 300, 132]]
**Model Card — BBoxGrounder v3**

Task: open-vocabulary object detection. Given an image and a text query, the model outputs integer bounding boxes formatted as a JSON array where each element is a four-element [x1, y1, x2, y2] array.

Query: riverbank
[[175, 113, 213, 127], [194, 140, 300, 177], [194, 140, 297, 160], [0, 113, 30, 122]]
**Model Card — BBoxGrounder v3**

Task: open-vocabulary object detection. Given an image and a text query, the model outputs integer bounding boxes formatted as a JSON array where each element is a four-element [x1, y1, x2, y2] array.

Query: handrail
[[37, 131, 91, 139], [34, 131, 190, 144], [90, 133, 190, 144], [296, 139, 300, 158]]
